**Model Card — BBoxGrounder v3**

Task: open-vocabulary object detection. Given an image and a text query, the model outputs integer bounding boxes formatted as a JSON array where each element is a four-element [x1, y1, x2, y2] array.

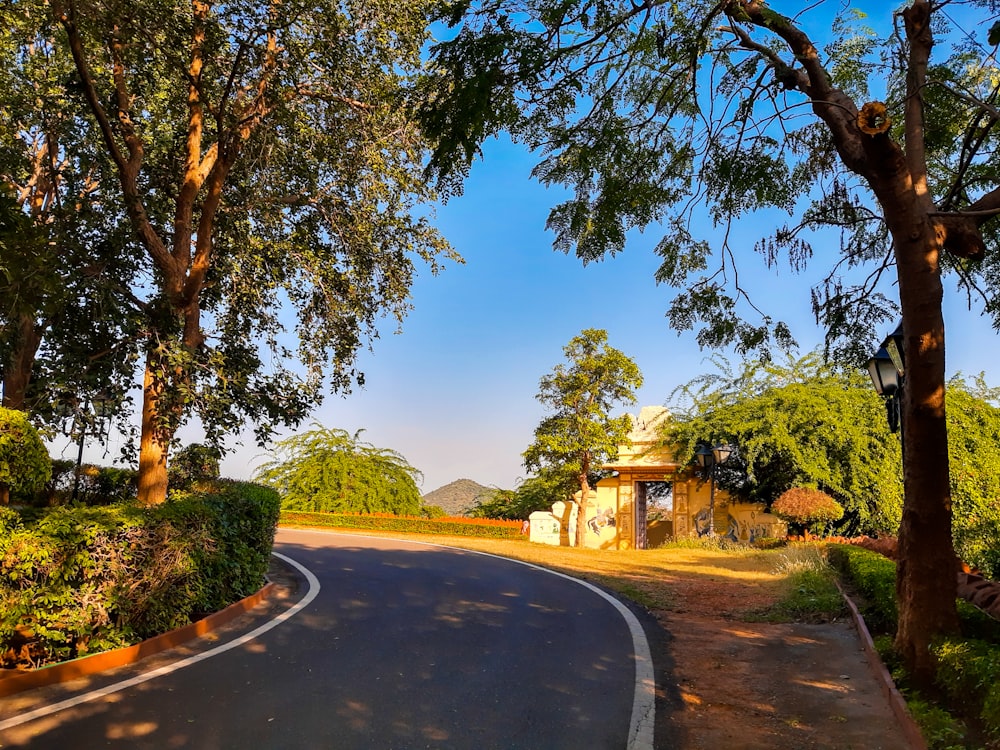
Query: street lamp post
[[695, 443, 734, 537], [866, 323, 906, 459]]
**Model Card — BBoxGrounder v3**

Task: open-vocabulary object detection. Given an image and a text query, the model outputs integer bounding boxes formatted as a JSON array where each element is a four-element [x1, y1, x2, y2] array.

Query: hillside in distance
[[422, 478, 493, 516]]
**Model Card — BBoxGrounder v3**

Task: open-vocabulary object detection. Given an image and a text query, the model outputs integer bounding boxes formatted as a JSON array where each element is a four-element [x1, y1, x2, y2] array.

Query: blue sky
[[207, 132, 1000, 495]]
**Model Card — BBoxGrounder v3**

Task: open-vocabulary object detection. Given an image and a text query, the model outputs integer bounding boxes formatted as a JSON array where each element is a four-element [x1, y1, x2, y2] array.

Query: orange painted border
[[0, 582, 276, 699]]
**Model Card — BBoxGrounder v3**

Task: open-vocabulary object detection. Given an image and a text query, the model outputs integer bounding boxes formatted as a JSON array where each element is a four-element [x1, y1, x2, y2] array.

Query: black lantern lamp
[[867, 346, 900, 396], [866, 323, 905, 434], [693, 443, 734, 536]]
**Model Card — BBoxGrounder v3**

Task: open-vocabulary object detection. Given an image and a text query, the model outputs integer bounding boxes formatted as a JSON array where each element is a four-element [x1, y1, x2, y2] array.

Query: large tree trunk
[[136, 350, 171, 505], [1, 314, 43, 411], [890, 221, 960, 686]]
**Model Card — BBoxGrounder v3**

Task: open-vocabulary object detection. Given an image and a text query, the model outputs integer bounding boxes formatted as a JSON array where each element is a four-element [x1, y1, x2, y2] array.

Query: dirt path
[[653, 568, 914, 749]]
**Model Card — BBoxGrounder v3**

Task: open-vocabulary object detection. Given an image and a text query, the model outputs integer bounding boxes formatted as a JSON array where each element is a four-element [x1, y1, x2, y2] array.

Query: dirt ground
[[653, 569, 915, 750]]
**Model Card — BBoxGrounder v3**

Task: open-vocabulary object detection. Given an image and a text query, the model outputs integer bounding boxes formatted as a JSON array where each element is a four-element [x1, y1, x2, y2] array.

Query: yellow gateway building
[[528, 406, 786, 549]]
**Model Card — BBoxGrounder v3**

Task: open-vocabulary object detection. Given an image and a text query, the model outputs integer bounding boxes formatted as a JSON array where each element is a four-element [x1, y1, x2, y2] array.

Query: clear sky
[[203, 133, 999, 495]]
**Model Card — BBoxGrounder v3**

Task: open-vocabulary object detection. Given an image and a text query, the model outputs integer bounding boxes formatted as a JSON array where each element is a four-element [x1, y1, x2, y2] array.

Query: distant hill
[[422, 479, 494, 516]]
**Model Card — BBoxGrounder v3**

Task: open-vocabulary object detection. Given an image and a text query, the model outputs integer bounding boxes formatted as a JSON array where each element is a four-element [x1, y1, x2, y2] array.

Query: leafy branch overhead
[[420, 0, 1000, 361]]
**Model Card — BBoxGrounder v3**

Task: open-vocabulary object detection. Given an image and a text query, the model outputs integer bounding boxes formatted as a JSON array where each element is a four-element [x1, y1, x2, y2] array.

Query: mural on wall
[[693, 506, 713, 537], [725, 508, 785, 543], [588, 506, 616, 535]]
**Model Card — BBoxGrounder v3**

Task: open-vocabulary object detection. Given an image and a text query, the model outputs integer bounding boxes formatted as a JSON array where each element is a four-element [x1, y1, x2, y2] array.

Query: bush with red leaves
[[771, 487, 844, 537]]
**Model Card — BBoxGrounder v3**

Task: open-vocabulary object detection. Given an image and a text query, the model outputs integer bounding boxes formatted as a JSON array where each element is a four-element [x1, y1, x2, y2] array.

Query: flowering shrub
[[280, 510, 521, 539]]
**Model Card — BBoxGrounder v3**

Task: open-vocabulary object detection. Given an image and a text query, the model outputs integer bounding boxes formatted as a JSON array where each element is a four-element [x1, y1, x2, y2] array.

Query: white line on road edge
[[0, 552, 320, 733], [285, 529, 657, 750]]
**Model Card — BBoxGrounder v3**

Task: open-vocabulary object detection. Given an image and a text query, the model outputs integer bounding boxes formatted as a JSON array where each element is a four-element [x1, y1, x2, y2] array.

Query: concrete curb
[[836, 580, 927, 750], [0, 580, 276, 699]]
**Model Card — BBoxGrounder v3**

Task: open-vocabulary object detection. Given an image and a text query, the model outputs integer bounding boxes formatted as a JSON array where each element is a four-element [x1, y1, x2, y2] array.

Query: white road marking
[[283, 529, 657, 750], [0, 552, 320, 733]]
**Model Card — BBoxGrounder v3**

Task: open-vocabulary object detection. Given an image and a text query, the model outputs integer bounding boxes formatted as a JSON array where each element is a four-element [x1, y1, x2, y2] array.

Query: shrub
[[826, 543, 898, 633], [771, 487, 844, 538], [169, 443, 221, 490], [0, 481, 279, 668], [0, 407, 51, 506], [933, 638, 1000, 738]]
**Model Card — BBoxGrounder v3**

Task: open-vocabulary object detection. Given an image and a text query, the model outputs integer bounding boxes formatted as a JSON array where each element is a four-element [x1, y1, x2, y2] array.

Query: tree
[[255, 426, 423, 516], [15, 0, 457, 505], [0, 406, 51, 505], [420, 0, 1000, 683], [771, 487, 844, 540], [168, 443, 221, 490], [0, 21, 141, 434], [666, 352, 903, 536], [523, 329, 642, 547]]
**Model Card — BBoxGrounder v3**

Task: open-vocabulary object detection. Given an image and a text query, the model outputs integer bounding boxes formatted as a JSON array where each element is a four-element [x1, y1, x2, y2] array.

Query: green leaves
[[0, 406, 51, 502], [523, 328, 642, 487], [665, 351, 903, 535], [255, 425, 423, 515]]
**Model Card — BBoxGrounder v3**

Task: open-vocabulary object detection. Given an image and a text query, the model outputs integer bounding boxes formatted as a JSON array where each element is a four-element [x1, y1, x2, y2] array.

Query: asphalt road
[[0, 530, 655, 749]]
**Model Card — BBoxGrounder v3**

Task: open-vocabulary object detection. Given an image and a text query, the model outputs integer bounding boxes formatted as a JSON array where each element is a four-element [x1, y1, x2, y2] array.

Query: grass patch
[[747, 545, 846, 622]]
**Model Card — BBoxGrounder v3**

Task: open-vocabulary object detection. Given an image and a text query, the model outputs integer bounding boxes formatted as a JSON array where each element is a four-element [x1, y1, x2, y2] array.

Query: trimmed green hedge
[[826, 543, 898, 633], [280, 510, 522, 539], [1, 481, 279, 669]]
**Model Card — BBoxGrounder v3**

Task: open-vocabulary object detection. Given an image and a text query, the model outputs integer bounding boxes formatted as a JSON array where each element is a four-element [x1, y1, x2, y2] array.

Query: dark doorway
[[637, 481, 673, 549]]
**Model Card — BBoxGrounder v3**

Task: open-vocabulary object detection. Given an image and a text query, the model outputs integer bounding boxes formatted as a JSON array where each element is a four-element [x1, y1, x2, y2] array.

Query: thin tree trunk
[[576, 474, 590, 548], [136, 350, 170, 505]]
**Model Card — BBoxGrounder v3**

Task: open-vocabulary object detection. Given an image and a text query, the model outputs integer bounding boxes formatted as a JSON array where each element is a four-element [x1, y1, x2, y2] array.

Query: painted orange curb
[[836, 581, 928, 750], [0, 581, 276, 699]]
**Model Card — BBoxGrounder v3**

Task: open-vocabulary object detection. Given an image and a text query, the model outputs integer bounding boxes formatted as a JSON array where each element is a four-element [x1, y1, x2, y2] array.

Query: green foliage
[[420, 504, 447, 519], [932, 638, 1000, 738], [906, 697, 969, 750], [946, 377, 1000, 579], [469, 470, 577, 520], [280, 510, 522, 539], [0, 482, 278, 667], [256, 425, 423, 516], [826, 544, 898, 634], [419, 2, 1000, 360], [667, 352, 902, 535], [19, 459, 137, 507], [0, 406, 51, 503], [169, 443, 222, 490], [771, 487, 844, 536], [524, 329, 642, 545]]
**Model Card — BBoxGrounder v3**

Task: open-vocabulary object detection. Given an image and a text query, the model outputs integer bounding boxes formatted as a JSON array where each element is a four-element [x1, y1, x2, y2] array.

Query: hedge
[[1, 481, 279, 669], [280, 510, 522, 539]]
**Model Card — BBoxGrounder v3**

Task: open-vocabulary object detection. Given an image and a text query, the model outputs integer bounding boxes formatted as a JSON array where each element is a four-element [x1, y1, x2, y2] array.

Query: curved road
[[0, 529, 656, 749]]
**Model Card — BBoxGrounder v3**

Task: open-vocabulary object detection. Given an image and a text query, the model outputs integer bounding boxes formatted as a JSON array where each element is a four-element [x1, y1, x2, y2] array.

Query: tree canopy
[[523, 328, 642, 546], [668, 354, 1000, 577], [3, 0, 459, 504], [255, 426, 423, 516]]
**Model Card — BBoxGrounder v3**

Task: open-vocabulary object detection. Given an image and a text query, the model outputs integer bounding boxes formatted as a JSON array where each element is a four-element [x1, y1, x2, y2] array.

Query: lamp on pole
[[694, 443, 734, 536], [866, 322, 906, 457]]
